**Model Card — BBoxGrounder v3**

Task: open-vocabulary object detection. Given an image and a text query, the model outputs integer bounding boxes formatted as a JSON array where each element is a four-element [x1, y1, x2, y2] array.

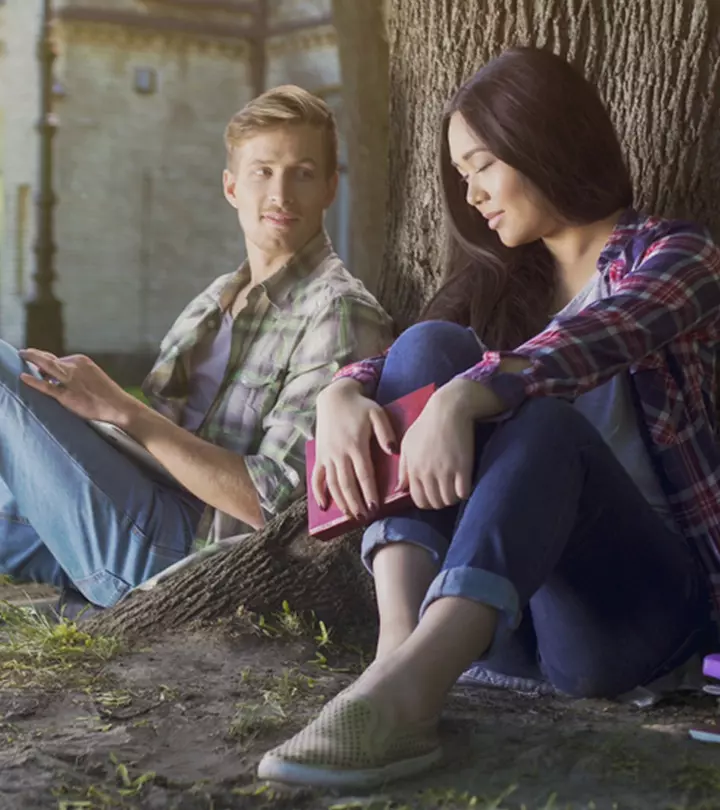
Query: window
[[133, 67, 158, 95]]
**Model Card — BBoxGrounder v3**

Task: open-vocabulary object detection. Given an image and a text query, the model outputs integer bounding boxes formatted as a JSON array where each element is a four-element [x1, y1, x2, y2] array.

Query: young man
[[2, 85, 392, 613]]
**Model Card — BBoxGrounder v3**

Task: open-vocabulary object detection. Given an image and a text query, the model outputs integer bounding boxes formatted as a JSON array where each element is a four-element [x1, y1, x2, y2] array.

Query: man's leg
[[0, 340, 203, 607]]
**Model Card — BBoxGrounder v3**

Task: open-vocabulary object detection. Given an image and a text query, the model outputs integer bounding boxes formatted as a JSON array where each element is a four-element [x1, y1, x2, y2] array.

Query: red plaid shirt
[[335, 210, 720, 620]]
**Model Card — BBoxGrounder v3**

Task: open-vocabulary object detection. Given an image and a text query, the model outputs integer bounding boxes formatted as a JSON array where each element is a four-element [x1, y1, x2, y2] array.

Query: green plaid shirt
[[142, 231, 393, 548]]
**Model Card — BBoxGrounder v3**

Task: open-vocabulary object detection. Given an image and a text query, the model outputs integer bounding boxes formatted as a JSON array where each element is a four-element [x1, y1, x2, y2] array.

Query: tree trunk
[[92, 0, 720, 641], [331, 0, 390, 296], [380, 0, 720, 330], [87, 498, 376, 640]]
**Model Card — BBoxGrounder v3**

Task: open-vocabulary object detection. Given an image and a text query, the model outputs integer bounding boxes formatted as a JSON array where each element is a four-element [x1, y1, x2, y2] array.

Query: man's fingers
[[19, 373, 63, 400], [370, 408, 398, 455], [350, 449, 378, 513], [19, 349, 67, 382]]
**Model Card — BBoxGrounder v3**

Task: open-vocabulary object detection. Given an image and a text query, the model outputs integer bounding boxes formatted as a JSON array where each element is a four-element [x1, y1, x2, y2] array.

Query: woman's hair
[[422, 47, 633, 350]]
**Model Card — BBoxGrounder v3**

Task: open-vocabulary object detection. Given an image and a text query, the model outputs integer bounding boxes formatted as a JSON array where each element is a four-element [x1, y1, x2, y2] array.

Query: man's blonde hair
[[224, 85, 338, 176]]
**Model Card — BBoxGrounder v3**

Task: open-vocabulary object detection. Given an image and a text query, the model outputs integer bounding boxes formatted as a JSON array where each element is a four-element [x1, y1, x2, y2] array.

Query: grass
[[124, 386, 148, 404], [229, 666, 322, 747], [52, 754, 156, 809], [0, 601, 122, 690]]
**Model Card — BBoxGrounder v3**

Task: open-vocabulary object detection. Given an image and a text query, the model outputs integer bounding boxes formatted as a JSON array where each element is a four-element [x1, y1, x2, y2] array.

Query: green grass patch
[[0, 602, 122, 690]]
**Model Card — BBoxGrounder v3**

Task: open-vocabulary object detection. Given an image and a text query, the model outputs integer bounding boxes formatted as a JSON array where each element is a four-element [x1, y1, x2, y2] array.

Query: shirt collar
[[598, 207, 642, 267], [214, 229, 332, 312]]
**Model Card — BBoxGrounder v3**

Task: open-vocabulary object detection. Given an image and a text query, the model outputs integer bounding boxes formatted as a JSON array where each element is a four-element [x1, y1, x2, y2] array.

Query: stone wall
[[0, 0, 347, 371], [53, 18, 252, 355]]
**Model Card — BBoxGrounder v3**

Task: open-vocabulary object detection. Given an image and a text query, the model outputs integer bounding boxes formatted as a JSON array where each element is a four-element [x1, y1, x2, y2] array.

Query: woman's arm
[[454, 223, 720, 413]]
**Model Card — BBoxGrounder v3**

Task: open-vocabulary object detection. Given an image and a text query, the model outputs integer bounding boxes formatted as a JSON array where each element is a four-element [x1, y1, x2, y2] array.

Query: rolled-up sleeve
[[245, 295, 393, 517]]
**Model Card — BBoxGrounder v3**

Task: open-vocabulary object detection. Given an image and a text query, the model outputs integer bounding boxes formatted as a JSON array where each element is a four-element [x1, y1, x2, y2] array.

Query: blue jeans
[[362, 321, 711, 698], [0, 341, 203, 607]]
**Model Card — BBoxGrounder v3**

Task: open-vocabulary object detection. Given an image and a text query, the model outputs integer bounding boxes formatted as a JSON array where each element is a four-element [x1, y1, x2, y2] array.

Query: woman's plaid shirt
[[336, 210, 720, 620], [143, 231, 393, 546]]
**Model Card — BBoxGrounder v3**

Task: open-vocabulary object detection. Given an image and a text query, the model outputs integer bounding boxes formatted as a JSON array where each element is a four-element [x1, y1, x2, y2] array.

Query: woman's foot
[[256, 690, 442, 789]]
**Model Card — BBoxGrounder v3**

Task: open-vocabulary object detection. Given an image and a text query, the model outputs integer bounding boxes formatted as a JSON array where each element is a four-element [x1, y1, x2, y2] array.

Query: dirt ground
[[2, 589, 720, 810]]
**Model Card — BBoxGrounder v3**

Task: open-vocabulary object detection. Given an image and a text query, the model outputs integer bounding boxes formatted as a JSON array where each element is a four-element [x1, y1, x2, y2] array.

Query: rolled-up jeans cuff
[[361, 516, 448, 574], [419, 566, 522, 657]]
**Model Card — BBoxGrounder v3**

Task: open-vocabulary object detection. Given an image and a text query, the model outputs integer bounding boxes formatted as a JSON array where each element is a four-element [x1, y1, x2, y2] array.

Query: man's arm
[[20, 294, 392, 527], [120, 402, 265, 528]]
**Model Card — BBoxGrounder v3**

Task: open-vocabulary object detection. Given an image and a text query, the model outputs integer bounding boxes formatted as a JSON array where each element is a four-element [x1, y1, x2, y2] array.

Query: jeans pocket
[[73, 568, 131, 608]]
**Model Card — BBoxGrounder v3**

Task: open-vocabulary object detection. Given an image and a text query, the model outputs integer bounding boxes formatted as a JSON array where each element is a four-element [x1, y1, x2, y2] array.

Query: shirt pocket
[[233, 364, 289, 420]]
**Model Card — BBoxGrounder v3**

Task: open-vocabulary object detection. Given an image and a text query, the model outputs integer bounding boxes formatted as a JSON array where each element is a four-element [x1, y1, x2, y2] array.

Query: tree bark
[[331, 0, 390, 296], [380, 0, 720, 330], [87, 498, 376, 640], [92, 0, 720, 641]]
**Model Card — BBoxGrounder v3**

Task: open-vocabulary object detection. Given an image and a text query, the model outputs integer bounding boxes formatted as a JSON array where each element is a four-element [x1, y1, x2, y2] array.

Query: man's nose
[[269, 171, 294, 204]]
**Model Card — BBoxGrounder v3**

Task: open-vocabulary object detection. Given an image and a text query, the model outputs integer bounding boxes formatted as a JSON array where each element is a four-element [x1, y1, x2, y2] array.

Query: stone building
[[0, 0, 348, 378]]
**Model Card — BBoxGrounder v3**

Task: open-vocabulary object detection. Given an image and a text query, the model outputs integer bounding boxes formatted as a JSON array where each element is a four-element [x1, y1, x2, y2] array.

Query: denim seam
[[0, 512, 33, 526]]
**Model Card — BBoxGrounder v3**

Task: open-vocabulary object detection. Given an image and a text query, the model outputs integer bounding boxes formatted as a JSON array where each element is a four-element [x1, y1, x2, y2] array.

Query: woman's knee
[[383, 321, 485, 382], [512, 397, 601, 446]]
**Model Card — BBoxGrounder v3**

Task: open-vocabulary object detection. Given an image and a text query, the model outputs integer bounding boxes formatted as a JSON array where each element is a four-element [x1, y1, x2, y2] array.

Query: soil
[[1, 592, 720, 810]]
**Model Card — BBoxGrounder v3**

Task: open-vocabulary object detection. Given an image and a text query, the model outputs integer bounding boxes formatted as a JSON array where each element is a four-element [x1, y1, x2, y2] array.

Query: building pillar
[[25, 0, 64, 354]]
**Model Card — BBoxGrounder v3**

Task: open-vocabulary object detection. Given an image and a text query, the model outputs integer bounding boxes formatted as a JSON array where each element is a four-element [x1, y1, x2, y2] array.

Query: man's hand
[[19, 349, 138, 425]]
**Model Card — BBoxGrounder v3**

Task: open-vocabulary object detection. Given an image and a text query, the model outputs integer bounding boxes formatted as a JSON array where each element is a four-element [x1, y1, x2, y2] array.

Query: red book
[[306, 384, 436, 540]]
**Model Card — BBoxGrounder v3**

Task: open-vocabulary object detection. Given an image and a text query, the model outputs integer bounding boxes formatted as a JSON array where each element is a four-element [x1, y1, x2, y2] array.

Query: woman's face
[[447, 112, 560, 248]]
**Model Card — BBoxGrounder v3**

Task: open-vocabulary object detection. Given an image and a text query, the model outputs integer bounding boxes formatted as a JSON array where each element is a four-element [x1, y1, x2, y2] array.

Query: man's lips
[[263, 212, 299, 225]]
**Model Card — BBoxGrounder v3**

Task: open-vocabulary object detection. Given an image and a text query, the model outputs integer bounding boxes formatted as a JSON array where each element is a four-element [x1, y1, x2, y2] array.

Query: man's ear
[[325, 170, 339, 209], [223, 169, 238, 209]]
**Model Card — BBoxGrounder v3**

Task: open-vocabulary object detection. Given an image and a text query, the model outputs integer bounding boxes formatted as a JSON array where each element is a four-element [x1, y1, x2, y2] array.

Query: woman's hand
[[397, 379, 501, 509], [311, 379, 397, 520]]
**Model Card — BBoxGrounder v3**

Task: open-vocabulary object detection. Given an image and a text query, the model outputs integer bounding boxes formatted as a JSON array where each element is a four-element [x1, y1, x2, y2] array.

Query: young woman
[[258, 47, 720, 789]]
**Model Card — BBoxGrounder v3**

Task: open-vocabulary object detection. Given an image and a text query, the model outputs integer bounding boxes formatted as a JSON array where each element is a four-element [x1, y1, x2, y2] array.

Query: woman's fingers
[[370, 408, 398, 455], [350, 448, 379, 514], [325, 463, 351, 518], [311, 463, 328, 510], [335, 455, 367, 519]]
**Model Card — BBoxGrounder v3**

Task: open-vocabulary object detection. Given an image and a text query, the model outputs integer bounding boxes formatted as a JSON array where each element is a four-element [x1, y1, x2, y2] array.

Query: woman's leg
[[366, 320, 487, 658], [259, 393, 708, 788], [359, 396, 708, 721]]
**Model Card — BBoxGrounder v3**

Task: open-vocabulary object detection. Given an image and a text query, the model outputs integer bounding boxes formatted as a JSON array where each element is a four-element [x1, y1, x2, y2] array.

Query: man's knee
[[0, 340, 24, 381]]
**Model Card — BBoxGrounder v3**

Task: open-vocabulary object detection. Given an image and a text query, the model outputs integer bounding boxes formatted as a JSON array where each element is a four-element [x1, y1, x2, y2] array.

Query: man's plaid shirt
[[336, 210, 720, 621], [143, 231, 393, 547]]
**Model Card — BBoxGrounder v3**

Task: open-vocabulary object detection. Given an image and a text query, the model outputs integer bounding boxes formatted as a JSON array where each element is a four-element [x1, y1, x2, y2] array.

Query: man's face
[[223, 124, 338, 261]]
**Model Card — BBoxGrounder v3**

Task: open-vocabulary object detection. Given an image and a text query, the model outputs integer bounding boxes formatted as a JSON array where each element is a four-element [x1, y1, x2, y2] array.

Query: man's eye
[[255, 167, 272, 177], [297, 168, 315, 180]]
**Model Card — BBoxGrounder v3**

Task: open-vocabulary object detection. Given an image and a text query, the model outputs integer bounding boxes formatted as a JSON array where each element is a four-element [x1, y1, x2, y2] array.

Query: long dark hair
[[422, 47, 633, 350]]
